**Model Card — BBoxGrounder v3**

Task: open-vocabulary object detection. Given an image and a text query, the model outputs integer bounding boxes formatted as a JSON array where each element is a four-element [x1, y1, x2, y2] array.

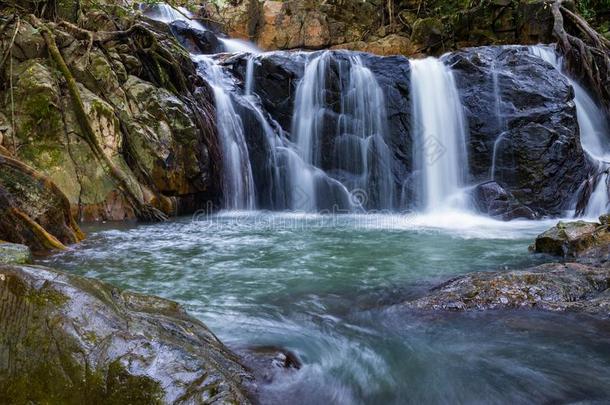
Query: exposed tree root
[[31, 15, 168, 222], [550, 0, 610, 115]]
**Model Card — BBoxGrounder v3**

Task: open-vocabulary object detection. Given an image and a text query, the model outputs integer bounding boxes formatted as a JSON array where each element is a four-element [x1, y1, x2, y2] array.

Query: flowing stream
[[43, 213, 610, 404]]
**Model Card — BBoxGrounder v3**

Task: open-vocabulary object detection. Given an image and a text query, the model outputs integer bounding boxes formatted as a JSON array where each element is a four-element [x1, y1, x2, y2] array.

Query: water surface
[[43, 212, 610, 404]]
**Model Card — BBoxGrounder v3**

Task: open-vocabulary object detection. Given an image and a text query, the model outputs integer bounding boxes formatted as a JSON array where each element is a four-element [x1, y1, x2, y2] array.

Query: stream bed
[[41, 212, 610, 404]]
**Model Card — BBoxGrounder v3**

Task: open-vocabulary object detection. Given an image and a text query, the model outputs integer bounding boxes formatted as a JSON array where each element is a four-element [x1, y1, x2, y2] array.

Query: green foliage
[[576, 0, 610, 21]]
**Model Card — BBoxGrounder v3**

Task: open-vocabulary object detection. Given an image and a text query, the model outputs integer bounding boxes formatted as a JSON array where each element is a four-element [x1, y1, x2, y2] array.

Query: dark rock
[[170, 20, 224, 54], [532, 220, 610, 259], [0, 264, 254, 403], [240, 346, 301, 384], [446, 46, 592, 216], [404, 262, 610, 317], [472, 181, 537, 220]]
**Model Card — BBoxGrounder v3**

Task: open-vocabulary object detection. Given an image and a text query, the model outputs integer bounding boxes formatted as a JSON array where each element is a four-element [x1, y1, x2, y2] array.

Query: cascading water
[[530, 45, 610, 217], [142, 4, 258, 209], [410, 57, 470, 212], [291, 52, 395, 210], [194, 56, 256, 210]]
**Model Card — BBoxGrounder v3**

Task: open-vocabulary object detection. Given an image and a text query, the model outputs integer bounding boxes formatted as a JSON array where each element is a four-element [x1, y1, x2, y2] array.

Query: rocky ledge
[[0, 261, 254, 404], [405, 262, 610, 317], [403, 216, 610, 318]]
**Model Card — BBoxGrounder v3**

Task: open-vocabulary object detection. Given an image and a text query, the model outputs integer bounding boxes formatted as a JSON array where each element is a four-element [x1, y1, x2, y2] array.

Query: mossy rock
[[0, 243, 31, 265], [0, 264, 254, 404]]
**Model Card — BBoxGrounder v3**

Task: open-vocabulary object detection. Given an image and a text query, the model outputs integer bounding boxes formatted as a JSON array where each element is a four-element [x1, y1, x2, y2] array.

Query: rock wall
[[0, 12, 222, 223], [207, 0, 559, 56]]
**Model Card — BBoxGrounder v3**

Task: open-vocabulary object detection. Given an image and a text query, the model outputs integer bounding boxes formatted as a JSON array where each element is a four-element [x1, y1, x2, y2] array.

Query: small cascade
[[194, 56, 256, 210], [410, 57, 469, 212], [530, 45, 610, 217], [291, 52, 395, 210], [585, 172, 610, 218], [490, 60, 506, 181], [245, 56, 255, 96]]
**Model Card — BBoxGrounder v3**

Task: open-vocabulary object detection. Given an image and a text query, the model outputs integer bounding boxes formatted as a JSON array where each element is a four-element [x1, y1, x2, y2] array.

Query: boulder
[[404, 262, 610, 317], [532, 219, 610, 258], [169, 20, 224, 54], [0, 264, 254, 403], [0, 243, 31, 265], [446, 46, 591, 216], [472, 181, 537, 220]]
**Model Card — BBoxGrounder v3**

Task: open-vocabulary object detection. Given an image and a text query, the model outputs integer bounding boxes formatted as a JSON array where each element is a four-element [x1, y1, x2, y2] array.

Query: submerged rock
[[532, 219, 610, 259], [240, 346, 302, 384], [404, 262, 610, 317], [0, 264, 254, 404]]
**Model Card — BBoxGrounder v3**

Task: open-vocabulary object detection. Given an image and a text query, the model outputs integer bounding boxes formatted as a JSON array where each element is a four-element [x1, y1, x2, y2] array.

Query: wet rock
[[404, 262, 610, 317], [472, 181, 537, 220], [0, 154, 83, 252], [240, 346, 301, 384], [0, 264, 254, 403], [170, 20, 224, 54], [0, 15, 220, 221], [532, 220, 610, 259], [0, 243, 31, 265], [447, 46, 591, 216]]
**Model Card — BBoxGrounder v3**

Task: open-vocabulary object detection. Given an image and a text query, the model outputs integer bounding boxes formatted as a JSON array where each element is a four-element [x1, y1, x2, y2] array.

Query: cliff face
[[207, 0, 561, 55], [0, 7, 222, 227]]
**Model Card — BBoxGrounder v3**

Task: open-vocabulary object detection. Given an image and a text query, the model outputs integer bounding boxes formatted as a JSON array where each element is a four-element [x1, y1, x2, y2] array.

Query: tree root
[[31, 15, 167, 222], [0, 153, 85, 243], [550, 0, 610, 115]]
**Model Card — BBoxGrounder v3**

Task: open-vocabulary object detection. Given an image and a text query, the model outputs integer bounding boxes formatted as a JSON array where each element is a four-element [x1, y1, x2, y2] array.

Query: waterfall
[[529, 45, 610, 217], [291, 52, 395, 210], [245, 56, 255, 96], [410, 57, 469, 212], [194, 56, 256, 210], [490, 60, 507, 181]]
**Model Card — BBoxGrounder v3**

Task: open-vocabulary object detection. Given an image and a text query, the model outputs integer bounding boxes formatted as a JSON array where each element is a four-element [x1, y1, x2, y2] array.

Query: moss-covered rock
[[0, 243, 31, 265], [0, 11, 220, 222], [404, 262, 610, 317], [532, 219, 610, 258], [0, 154, 83, 252], [0, 264, 254, 403]]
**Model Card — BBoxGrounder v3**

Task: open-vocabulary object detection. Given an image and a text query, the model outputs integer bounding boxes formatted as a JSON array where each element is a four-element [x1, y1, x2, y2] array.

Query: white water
[[410, 57, 469, 212], [194, 56, 256, 209], [529, 45, 610, 217], [245, 56, 255, 96], [142, 3, 260, 54], [291, 52, 395, 210]]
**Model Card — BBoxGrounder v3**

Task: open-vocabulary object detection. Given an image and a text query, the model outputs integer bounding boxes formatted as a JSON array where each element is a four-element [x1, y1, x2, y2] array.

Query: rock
[[0, 154, 83, 252], [0, 243, 31, 265], [532, 220, 610, 258], [472, 181, 537, 220], [0, 14, 221, 221], [0, 264, 254, 403], [240, 346, 301, 384], [331, 34, 416, 56], [404, 262, 610, 317], [446, 46, 591, 216], [170, 20, 224, 54], [410, 18, 444, 51]]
